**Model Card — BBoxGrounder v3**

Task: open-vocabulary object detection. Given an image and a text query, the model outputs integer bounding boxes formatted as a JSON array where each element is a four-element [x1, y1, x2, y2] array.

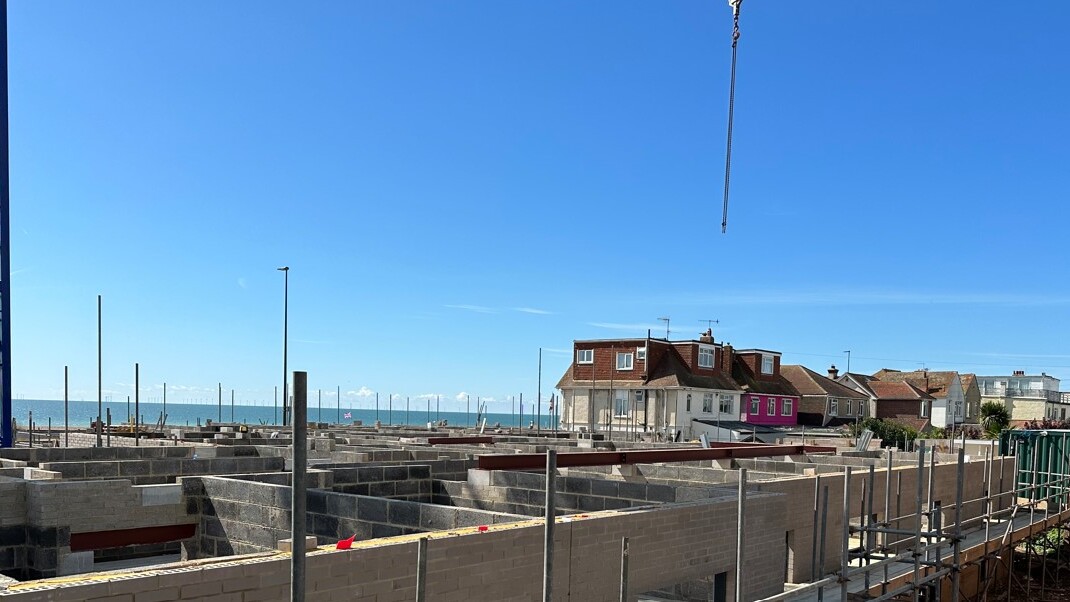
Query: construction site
[[0, 379, 1066, 602]]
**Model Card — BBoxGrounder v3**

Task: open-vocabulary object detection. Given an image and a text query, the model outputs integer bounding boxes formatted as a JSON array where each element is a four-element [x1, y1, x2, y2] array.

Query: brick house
[[840, 373, 934, 432], [730, 349, 800, 427], [555, 330, 741, 441], [871, 369, 967, 428], [781, 364, 868, 427]]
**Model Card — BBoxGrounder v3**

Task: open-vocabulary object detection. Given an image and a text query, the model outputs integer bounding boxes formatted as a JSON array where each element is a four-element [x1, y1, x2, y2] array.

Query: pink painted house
[[731, 349, 800, 426]]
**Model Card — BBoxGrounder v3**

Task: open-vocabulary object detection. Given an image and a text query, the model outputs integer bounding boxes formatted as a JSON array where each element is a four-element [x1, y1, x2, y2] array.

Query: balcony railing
[[979, 387, 1060, 401]]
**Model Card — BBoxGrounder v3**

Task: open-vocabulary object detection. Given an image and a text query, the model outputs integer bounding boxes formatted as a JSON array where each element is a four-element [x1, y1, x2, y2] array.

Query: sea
[[11, 398, 558, 430]]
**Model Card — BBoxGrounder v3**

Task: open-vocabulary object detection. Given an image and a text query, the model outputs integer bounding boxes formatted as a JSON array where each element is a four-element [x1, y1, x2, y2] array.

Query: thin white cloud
[[542, 348, 572, 355], [588, 322, 665, 333], [455, 391, 470, 402], [962, 352, 1070, 359], [513, 307, 554, 315], [445, 304, 498, 314], [238, 277, 248, 289], [348, 386, 375, 398], [665, 290, 1070, 307]]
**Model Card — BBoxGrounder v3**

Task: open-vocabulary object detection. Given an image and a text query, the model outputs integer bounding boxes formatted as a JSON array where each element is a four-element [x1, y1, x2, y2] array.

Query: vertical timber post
[[543, 449, 556, 602], [291, 370, 307, 602], [841, 466, 851, 602], [416, 536, 428, 602], [736, 467, 747, 602]]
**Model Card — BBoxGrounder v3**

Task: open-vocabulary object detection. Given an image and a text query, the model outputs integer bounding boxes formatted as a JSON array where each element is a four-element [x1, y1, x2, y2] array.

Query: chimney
[[699, 328, 714, 344], [722, 344, 734, 372], [828, 365, 839, 380]]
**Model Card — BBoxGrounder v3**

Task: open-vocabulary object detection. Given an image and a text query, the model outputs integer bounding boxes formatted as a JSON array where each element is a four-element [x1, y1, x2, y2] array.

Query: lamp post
[[278, 266, 289, 427]]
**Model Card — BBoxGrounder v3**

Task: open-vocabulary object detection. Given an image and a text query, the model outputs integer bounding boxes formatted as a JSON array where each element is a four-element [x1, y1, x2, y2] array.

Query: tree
[[980, 401, 1010, 438]]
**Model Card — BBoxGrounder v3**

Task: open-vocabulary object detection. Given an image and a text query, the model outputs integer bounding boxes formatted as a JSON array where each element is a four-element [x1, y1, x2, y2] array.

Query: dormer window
[[577, 349, 593, 364], [616, 352, 634, 371], [698, 346, 714, 368], [761, 355, 774, 374]]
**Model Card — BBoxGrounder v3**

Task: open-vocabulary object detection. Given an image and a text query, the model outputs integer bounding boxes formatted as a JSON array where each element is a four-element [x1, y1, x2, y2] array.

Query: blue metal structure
[[0, 0, 12, 448]]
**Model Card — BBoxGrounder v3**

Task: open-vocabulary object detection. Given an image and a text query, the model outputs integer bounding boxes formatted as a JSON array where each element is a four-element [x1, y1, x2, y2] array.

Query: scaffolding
[[753, 436, 1070, 602]]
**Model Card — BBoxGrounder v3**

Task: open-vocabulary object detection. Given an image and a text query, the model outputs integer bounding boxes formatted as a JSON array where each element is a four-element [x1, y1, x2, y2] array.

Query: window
[[829, 399, 839, 416], [767, 398, 776, 416], [616, 352, 633, 371], [719, 394, 733, 415], [954, 400, 962, 417], [636, 347, 646, 361], [966, 403, 972, 418], [761, 355, 774, 374], [703, 393, 714, 413], [686, 393, 692, 412], [750, 397, 760, 415], [920, 401, 928, 418], [782, 398, 793, 416], [577, 349, 593, 364], [614, 390, 630, 417], [698, 346, 714, 368]]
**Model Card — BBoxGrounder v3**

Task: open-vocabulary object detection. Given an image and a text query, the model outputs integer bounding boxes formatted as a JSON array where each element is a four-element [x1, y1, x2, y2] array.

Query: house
[[781, 364, 868, 427], [960, 374, 981, 425], [730, 349, 800, 427], [977, 371, 1068, 424], [870, 369, 966, 428], [839, 373, 935, 433], [555, 330, 742, 441]]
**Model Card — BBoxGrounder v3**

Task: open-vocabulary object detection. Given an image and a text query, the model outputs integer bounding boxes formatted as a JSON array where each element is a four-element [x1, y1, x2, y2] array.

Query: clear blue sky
[[9, 1, 1070, 410]]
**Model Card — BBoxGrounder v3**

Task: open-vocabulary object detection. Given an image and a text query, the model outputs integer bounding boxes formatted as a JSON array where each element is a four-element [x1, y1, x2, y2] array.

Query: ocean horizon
[[11, 398, 558, 430]]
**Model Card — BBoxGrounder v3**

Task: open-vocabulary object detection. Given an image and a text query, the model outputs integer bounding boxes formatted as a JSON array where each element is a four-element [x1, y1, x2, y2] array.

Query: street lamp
[[278, 266, 289, 426]]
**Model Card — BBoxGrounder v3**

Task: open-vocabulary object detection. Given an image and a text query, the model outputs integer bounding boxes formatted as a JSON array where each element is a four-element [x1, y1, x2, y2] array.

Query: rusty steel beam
[[427, 436, 495, 445], [476, 444, 836, 470]]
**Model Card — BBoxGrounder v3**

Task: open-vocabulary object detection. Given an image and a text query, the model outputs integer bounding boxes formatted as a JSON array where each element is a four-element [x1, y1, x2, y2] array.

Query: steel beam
[[476, 444, 835, 470]]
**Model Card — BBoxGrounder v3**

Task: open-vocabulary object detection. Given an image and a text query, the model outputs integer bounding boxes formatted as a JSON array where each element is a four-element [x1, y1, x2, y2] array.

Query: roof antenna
[[658, 317, 671, 340], [699, 319, 720, 332], [721, 0, 743, 233]]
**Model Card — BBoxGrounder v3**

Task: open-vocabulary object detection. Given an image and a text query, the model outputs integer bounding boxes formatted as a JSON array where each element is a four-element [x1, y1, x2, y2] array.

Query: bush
[[848, 417, 920, 449]]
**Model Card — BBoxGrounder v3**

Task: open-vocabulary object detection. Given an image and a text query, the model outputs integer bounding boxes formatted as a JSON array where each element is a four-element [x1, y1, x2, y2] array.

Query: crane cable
[[721, 0, 742, 234]]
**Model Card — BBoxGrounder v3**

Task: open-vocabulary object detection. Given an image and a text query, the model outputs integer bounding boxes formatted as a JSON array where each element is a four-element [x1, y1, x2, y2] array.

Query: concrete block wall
[[8, 491, 788, 602], [323, 458, 479, 482], [17, 479, 192, 579], [183, 476, 525, 561], [330, 464, 433, 501], [37, 456, 285, 484], [437, 469, 732, 517]]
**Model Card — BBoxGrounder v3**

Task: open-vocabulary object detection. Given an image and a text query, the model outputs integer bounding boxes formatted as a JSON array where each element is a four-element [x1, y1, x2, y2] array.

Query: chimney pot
[[828, 365, 839, 380]]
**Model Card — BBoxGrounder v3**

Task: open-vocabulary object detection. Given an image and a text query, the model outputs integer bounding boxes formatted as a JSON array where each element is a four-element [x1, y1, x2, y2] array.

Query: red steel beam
[[427, 436, 495, 445], [70, 523, 197, 552], [476, 444, 836, 470]]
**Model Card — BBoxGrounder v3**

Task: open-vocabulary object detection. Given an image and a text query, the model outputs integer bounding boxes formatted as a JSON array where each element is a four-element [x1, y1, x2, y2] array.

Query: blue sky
[[9, 1, 1070, 410]]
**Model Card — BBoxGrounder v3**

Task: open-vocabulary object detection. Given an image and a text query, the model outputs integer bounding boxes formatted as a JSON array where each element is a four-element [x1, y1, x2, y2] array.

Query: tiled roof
[[554, 365, 645, 389], [782, 365, 869, 400], [961, 373, 977, 390], [555, 345, 739, 391], [646, 350, 740, 391], [890, 415, 931, 432], [873, 369, 958, 398], [731, 357, 800, 397], [868, 381, 933, 400]]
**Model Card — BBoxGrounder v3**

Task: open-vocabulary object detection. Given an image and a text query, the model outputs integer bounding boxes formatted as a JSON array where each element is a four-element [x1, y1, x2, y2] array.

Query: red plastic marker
[[477, 525, 489, 532], [336, 534, 356, 550]]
